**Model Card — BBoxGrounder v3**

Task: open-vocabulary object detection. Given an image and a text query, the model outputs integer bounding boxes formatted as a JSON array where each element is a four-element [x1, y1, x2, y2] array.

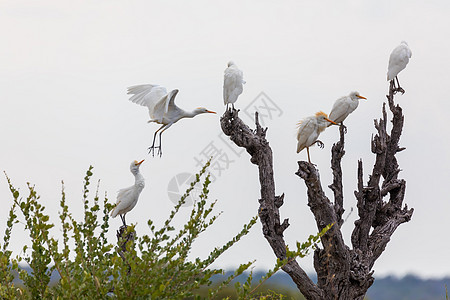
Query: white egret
[[328, 91, 367, 129], [127, 84, 216, 156], [297, 111, 336, 163], [223, 61, 245, 110], [387, 41, 412, 93], [111, 160, 145, 227]]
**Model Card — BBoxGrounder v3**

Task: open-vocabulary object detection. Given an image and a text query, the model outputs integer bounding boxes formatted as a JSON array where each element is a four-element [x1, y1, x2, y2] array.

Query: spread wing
[[151, 89, 179, 122], [223, 66, 244, 105], [127, 84, 168, 119]]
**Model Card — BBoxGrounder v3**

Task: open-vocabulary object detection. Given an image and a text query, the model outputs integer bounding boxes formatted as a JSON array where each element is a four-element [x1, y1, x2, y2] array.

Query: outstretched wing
[[223, 66, 244, 105], [127, 84, 168, 118], [151, 89, 179, 122]]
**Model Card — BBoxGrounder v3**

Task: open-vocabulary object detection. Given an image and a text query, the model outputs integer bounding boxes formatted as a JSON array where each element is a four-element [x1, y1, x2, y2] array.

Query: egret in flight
[[297, 111, 336, 163], [127, 84, 216, 156], [111, 160, 145, 227], [328, 91, 367, 129], [223, 61, 245, 110], [387, 41, 412, 94]]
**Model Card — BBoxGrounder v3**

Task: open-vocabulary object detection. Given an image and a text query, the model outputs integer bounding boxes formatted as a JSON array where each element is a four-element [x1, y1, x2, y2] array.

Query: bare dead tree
[[220, 81, 413, 299]]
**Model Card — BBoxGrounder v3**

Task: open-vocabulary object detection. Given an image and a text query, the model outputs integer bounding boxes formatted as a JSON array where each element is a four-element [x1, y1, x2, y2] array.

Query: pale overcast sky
[[1, 0, 449, 278]]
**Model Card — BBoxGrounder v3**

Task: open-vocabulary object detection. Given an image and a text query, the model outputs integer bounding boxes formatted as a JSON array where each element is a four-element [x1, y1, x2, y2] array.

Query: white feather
[[387, 41, 412, 81], [111, 160, 145, 222], [296, 113, 331, 153], [328, 92, 364, 125], [126, 83, 216, 156], [223, 61, 245, 105]]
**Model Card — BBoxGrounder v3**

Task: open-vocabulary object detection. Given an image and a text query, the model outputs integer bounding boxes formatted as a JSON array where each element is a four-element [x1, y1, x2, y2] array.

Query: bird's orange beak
[[357, 95, 367, 100], [206, 110, 216, 114], [135, 159, 144, 166], [325, 118, 337, 125]]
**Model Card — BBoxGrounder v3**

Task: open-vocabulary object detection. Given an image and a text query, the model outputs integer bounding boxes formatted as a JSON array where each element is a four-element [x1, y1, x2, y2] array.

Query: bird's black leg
[[391, 78, 397, 90], [395, 76, 405, 94], [149, 125, 165, 156], [148, 131, 158, 156], [120, 214, 127, 227], [157, 132, 163, 157]]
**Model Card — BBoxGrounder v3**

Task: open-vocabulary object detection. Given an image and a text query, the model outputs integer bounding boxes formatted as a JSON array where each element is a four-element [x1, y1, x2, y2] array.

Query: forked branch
[[220, 80, 413, 299], [221, 109, 323, 299]]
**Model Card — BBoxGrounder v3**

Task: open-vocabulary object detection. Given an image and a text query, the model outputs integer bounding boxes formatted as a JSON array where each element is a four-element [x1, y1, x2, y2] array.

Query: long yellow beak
[[135, 159, 144, 166], [325, 118, 337, 125], [206, 110, 216, 114], [357, 95, 367, 100]]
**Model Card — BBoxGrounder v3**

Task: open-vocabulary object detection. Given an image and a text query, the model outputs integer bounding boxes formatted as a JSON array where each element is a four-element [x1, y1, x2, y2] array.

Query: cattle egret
[[127, 84, 216, 156], [297, 112, 336, 163], [328, 91, 367, 129], [387, 41, 412, 94], [223, 61, 245, 110], [111, 160, 145, 226]]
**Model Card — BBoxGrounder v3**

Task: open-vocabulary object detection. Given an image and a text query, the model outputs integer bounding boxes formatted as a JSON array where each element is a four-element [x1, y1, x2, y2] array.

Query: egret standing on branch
[[127, 84, 216, 156], [111, 160, 145, 227], [387, 41, 412, 94], [223, 61, 245, 110], [296, 112, 336, 163], [328, 91, 367, 130]]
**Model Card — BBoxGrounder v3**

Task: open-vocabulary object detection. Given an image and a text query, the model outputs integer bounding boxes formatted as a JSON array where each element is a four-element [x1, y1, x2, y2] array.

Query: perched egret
[[111, 160, 145, 227], [387, 41, 412, 94], [127, 84, 216, 156], [223, 61, 245, 110], [328, 91, 367, 129], [296, 112, 336, 163]]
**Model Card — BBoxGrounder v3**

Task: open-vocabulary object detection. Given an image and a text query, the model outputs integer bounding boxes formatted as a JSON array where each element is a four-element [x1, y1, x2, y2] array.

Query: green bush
[[0, 162, 329, 299]]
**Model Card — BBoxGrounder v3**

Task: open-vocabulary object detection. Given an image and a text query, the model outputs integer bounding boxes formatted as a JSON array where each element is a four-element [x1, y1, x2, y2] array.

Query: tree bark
[[220, 81, 413, 299], [220, 110, 323, 299]]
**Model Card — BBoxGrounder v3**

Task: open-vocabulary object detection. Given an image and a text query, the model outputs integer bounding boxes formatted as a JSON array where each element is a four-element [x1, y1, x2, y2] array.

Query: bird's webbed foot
[[340, 124, 347, 134], [314, 140, 325, 149], [157, 147, 163, 157]]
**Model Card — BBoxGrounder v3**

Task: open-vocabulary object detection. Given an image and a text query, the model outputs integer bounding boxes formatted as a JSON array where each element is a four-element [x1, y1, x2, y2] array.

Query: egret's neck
[[185, 110, 202, 118], [133, 172, 145, 191], [134, 172, 144, 182], [318, 121, 329, 132]]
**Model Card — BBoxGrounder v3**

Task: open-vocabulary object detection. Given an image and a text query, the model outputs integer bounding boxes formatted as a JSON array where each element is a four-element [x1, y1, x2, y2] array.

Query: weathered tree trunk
[[220, 81, 413, 299]]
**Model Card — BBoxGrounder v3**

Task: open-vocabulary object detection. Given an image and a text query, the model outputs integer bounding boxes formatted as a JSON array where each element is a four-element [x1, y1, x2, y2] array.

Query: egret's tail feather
[[296, 143, 304, 153], [111, 207, 118, 218]]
